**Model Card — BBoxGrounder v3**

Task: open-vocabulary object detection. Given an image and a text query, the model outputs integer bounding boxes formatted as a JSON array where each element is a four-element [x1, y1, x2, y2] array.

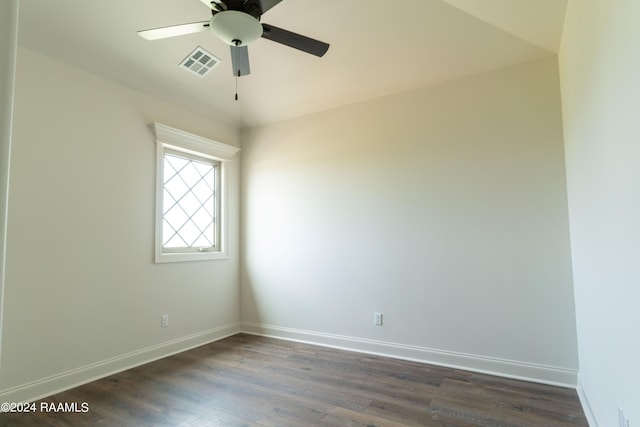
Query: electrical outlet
[[374, 312, 383, 326], [161, 314, 169, 328]]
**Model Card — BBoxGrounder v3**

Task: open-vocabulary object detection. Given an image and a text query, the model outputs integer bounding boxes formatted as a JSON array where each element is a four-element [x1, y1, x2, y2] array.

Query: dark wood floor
[[1, 333, 587, 426]]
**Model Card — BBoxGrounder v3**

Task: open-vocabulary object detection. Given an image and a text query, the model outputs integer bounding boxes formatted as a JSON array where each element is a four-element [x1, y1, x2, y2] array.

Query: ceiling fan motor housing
[[209, 11, 263, 46]]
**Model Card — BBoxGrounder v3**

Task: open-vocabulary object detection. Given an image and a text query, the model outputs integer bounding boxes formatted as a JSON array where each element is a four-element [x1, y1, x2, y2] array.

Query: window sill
[[155, 251, 229, 263]]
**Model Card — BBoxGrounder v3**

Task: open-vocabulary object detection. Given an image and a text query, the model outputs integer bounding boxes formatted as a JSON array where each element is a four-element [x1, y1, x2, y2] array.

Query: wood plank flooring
[[0, 333, 588, 426]]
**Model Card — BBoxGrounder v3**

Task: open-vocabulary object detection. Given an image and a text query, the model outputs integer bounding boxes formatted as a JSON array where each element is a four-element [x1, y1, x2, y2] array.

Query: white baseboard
[[240, 322, 578, 388], [576, 377, 599, 427], [0, 323, 241, 404], [1, 322, 580, 406]]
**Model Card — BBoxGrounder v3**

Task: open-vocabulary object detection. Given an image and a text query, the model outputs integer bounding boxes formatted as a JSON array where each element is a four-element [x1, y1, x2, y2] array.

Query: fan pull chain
[[234, 40, 240, 101], [235, 69, 240, 101]]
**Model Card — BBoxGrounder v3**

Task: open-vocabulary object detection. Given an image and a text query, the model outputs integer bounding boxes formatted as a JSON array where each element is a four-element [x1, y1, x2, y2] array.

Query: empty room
[[0, 0, 638, 426]]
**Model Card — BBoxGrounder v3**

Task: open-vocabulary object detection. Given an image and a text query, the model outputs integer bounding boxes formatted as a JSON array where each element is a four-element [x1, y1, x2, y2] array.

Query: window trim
[[152, 122, 240, 263]]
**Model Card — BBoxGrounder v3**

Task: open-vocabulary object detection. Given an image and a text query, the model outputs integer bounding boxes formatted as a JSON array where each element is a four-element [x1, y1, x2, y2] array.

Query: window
[[162, 149, 219, 251], [152, 123, 239, 263]]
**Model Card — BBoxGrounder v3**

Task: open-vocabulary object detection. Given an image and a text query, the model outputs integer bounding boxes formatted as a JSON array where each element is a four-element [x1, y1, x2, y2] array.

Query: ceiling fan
[[137, 0, 330, 78]]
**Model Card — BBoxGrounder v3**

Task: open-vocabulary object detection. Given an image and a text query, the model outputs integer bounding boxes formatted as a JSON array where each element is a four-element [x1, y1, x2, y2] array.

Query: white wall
[[0, 48, 241, 400], [241, 57, 579, 385], [560, 0, 640, 425], [0, 0, 19, 370]]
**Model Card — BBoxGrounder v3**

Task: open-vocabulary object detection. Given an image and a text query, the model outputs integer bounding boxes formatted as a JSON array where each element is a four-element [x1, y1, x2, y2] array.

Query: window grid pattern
[[162, 152, 217, 249]]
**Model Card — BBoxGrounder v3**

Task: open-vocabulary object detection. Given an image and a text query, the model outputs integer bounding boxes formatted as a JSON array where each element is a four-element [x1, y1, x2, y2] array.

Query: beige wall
[[0, 48, 241, 399], [0, 0, 19, 371], [560, 0, 640, 425], [0, 0, 18, 372], [240, 56, 579, 385]]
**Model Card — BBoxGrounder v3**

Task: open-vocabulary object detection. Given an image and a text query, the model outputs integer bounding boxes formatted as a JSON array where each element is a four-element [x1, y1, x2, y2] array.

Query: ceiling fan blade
[[137, 21, 209, 41], [243, 0, 283, 16], [199, 0, 227, 12], [230, 45, 251, 76], [261, 23, 329, 57]]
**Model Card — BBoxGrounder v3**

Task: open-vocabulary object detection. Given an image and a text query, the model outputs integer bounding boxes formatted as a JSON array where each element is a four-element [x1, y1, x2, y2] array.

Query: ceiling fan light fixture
[[209, 11, 263, 46]]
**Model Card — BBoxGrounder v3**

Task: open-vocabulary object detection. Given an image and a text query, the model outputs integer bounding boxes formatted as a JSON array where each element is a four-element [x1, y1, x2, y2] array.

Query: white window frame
[[152, 122, 239, 263]]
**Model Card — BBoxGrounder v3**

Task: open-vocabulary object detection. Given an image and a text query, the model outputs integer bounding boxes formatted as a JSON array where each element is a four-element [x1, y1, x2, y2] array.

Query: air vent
[[179, 46, 221, 77]]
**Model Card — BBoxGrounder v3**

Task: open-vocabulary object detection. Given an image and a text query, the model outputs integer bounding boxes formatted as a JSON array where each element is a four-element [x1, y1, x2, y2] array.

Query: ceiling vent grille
[[179, 46, 220, 77]]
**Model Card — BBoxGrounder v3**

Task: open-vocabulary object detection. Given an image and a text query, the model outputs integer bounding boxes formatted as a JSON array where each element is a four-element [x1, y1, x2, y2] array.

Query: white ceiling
[[17, 0, 567, 129]]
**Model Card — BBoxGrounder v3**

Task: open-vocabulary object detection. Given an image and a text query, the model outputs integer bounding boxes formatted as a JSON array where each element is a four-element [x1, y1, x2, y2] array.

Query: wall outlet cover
[[374, 312, 383, 326]]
